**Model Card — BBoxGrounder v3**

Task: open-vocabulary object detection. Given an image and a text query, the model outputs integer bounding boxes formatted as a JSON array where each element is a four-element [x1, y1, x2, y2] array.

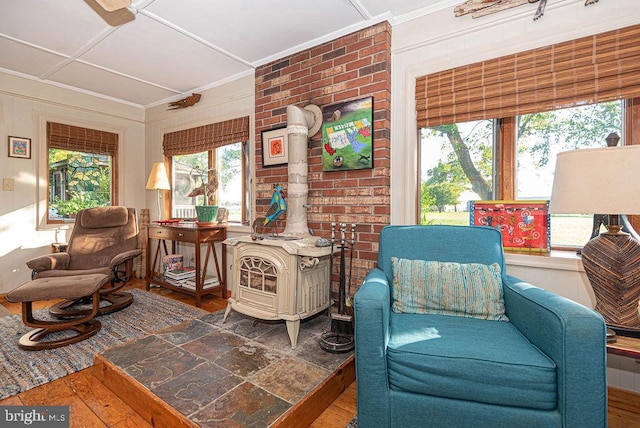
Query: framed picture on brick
[[261, 126, 288, 167], [321, 96, 373, 172]]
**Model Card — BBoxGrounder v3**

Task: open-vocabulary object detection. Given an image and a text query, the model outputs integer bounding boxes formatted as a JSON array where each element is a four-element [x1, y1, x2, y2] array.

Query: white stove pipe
[[283, 104, 322, 237]]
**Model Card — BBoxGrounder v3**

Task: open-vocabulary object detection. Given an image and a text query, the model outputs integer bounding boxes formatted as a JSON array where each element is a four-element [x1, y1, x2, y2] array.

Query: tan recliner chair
[[26, 206, 142, 317]]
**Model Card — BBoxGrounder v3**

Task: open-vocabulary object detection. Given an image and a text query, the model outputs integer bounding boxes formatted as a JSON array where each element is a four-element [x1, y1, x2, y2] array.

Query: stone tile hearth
[[99, 309, 353, 427]]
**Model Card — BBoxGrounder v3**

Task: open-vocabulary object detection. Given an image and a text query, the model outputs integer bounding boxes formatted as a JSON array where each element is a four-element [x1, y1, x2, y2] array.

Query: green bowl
[[195, 206, 219, 223]]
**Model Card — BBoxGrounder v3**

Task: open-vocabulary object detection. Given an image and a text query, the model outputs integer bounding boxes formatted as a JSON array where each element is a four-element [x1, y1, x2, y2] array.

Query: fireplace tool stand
[[320, 223, 355, 353]]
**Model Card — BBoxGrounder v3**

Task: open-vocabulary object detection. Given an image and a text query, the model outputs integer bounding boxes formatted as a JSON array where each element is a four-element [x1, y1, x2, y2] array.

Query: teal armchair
[[354, 225, 607, 428]]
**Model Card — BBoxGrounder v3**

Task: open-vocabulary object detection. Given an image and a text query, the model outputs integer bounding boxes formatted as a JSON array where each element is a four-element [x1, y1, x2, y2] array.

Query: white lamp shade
[[146, 162, 171, 190], [549, 145, 640, 215]]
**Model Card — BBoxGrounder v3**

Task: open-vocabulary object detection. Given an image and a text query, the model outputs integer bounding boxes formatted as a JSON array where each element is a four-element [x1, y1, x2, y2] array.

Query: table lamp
[[146, 162, 171, 220], [549, 144, 640, 340]]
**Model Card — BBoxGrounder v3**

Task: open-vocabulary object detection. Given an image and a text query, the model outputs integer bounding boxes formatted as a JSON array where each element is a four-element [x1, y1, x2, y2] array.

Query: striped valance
[[162, 116, 249, 156], [47, 122, 118, 156], [416, 24, 640, 127]]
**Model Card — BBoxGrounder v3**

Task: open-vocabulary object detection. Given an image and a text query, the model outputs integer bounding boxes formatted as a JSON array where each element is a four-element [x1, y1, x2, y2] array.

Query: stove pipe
[[282, 104, 322, 237]]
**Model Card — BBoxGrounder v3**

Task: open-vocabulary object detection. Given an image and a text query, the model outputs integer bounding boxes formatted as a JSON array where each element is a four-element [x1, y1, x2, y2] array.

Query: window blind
[[162, 116, 250, 156], [416, 24, 640, 127], [47, 122, 118, 155]]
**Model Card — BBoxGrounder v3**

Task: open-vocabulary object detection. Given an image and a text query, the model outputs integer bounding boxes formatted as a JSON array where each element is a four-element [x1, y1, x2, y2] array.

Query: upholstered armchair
[[26, 206, 142, 316], [354, 225, 607, 428]]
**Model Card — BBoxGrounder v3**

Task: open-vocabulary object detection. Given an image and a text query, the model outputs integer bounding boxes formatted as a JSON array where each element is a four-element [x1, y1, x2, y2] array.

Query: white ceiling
[[0, 0, 458, 108]]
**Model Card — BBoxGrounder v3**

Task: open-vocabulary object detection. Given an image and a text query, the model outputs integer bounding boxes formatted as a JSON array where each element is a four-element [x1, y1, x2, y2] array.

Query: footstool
[[6, 273, 110, 350]]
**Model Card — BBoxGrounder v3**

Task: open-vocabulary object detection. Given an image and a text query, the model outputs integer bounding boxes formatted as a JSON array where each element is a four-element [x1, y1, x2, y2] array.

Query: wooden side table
[[607, 336, 640, 359], [145, 223, 226, 307], [51, 243, 68, 253]]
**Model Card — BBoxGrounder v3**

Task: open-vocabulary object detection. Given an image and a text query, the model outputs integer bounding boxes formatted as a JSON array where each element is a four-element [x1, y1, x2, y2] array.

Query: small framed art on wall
[[261, 127, 288, 167], [8, 136, 31, 159]]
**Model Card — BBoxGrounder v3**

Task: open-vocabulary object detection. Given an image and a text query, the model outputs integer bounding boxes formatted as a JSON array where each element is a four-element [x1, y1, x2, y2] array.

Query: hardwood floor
[[1, 279, 639, 427], [0, 280, 357, 427]]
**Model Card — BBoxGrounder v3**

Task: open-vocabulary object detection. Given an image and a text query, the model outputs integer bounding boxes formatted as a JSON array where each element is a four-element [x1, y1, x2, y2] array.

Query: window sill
[[224, 223, 252, 235], [505, 250, 584, 272]]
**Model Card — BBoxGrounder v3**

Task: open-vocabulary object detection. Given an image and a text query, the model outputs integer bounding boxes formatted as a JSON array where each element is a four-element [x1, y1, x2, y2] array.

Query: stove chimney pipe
[[283, 104, 322, 237]]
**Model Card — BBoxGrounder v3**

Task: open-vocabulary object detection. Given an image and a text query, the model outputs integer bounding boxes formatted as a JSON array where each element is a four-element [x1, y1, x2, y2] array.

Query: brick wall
[[255, 21, 391, 298]]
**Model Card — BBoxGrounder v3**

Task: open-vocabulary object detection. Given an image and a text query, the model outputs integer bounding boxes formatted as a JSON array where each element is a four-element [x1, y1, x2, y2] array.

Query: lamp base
[[582, 231, 640, 330]]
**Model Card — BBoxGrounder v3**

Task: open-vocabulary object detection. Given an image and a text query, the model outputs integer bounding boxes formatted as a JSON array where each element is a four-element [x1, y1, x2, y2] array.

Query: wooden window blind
[[162, 116, 250, 156], [47, 122, 118, 155], [416, 24, 640, 128]]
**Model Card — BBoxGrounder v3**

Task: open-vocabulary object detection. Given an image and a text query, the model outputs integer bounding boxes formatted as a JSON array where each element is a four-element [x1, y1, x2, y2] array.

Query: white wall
[[390, 0, 640, 392], [0, 73, 146, 294], [144, 74, 255, 281], [0, 72, 255, 294]]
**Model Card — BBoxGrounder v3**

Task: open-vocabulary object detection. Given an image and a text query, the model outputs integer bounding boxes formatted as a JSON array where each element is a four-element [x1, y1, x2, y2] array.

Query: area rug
[[347, 416, 358, 427], [0, 305, 12, 317], [0, 289, 207, 400]]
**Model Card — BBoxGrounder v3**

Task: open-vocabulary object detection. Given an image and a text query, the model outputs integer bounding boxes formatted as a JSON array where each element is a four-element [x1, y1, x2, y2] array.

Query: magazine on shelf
[[165, 267, 196, 280], [162, 254, 183, 273], [184, 277, 219, 288], [165, 278, 187, 287], [182, 279, 220, 291]]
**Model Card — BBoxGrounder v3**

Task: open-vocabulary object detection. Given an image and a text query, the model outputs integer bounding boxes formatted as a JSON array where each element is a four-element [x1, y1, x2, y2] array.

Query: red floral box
[[470, 200, 550, 253]]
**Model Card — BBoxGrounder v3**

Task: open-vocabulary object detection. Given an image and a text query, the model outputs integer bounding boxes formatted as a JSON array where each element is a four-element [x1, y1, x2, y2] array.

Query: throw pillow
[[391, 258, 508, 321]]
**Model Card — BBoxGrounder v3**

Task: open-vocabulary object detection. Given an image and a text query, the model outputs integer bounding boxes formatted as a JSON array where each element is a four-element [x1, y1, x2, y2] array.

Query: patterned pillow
[[391, 258, 508, 321]]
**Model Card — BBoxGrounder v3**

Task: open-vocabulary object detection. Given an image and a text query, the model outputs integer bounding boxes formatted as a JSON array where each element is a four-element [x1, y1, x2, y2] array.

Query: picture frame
[[469, 200, 551, 253], [321, 96, 373, 172], [261, 127, 288, 167], [8, 136, 31, 159]]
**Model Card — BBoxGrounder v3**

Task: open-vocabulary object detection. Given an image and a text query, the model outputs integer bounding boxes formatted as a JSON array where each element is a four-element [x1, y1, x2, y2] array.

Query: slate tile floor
[[100, 310, 353, 427]]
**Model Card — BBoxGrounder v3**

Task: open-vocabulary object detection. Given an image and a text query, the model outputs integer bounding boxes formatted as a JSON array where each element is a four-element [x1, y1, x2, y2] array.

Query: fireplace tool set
[[320, 222, 356, 353]]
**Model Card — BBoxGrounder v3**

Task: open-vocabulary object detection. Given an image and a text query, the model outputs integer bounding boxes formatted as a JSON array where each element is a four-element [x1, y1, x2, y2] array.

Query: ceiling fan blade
[[95, 0, 131, 12]]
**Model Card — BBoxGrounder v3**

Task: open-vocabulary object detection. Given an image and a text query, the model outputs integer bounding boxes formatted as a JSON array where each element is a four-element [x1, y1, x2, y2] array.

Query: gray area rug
[[0, 289, 207, 399], [0, 305, 12, 317], [347, 416, 357, 427]]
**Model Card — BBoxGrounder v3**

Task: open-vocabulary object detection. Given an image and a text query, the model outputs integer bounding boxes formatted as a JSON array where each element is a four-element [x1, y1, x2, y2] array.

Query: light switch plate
[[3, 178, 15, 191]]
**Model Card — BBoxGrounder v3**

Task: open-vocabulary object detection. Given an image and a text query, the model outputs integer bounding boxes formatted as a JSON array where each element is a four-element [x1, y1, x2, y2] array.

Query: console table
[[607, 335, 640, 359], [145, 223, 226, 307]]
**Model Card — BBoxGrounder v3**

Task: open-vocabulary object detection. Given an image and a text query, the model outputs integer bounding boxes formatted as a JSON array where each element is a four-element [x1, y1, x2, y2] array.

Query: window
[[172, 152, 209, 217], [171, 142, 246, 223], [415, 24, 640, 249], [418, 100, 624, 247], [419, 119, 495, 226], [516, 102, 622, 246], [46, 122, 116, 223], [215, 142, 245, 221], [162, 117, 250, 224]]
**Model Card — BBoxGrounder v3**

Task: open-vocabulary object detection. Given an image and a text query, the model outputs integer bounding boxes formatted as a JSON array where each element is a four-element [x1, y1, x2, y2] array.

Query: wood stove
[[223, 236, 332, 348], [224, 103, 330, 348]]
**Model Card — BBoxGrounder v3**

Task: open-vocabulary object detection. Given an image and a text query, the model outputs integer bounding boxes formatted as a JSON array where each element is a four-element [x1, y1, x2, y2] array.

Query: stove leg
[[286, 319, 300, 349], [222, 302, 233, 323]]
